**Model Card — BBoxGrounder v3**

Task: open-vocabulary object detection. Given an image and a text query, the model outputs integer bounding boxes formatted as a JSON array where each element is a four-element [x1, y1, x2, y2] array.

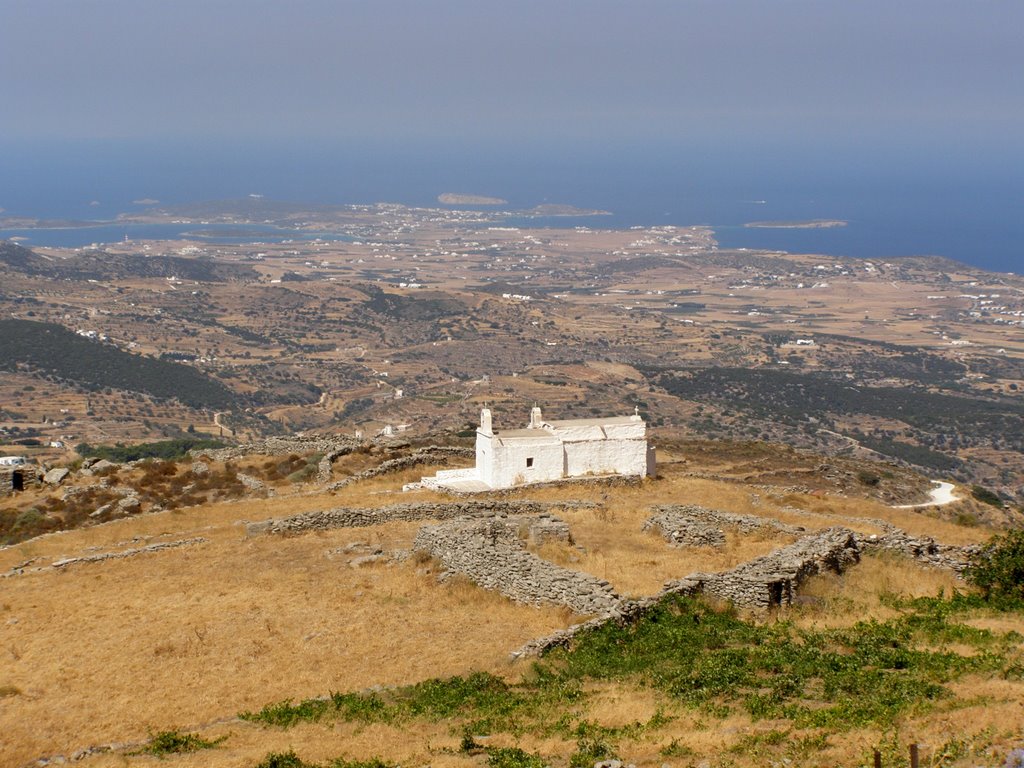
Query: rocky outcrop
[[414, 514, 620, 615], [236, 472, 268, 493], [43, 467, 70, 486]]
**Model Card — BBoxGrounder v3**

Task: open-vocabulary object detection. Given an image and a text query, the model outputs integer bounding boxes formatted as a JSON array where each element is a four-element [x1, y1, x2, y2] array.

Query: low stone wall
[[650, 504, 807, 536], [694, 527, 860, 610], [191, 435, 363, 462], [642, 510, 726, 548], [253, 498, 600, 536], [413, 514, 620, 615], [325, 446, 474, 491], [858, 530, 979, 573], [317, 446, 357, 483], [3, 537, 207, 578], [512, 519, 982, 658]]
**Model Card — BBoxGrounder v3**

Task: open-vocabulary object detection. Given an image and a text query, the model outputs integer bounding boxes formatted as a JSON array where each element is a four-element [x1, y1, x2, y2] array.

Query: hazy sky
[[2, 0, 1022, 146]]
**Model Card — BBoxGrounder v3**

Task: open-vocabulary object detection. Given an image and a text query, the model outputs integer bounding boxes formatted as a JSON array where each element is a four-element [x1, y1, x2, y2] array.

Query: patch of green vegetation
[[485, 746, 547, 768], [76, 437, 226, 463], [660, 738, 694, 758], [140, 729, 225, 755], [255, 751, 309, 768], [242, 596, 1022, 757], [966, 529, 1024, 604], [648, 365, 1024, 469], [242, 672, 534, 729], [253, 751, 396, 768], [971, 484, 1005, 508], [568, 736, 615, 768]]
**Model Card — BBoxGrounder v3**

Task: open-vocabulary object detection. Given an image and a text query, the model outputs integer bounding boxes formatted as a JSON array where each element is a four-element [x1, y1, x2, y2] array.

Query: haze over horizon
[[2, 0, 1022, 150]]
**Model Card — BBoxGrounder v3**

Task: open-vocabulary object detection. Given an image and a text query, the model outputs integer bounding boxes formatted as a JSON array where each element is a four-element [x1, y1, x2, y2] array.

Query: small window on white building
[[526, 457, 534, 468]]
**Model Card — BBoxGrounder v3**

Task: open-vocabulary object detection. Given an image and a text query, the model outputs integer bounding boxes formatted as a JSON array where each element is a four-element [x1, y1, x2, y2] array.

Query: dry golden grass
[[1, 457, 1011, 767], [791, 551, 967, 628], [0, 501, 567, 766]]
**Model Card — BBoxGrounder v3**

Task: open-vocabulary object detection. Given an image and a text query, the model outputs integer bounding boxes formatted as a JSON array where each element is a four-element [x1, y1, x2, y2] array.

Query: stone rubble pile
[[413, 514, 621, 615], [236, 472, 268, 493]]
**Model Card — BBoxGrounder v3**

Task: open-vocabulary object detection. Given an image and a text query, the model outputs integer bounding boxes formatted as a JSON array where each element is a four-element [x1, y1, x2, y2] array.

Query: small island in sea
[[437, 192, 508, 205], [744, 219, 847, 229]]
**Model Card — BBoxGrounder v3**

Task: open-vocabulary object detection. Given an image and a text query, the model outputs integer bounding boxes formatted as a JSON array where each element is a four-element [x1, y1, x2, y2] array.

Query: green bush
[[255, 751, 309, 768], [966, 529, 1024, 603], [971, 485, 1005, 508], [142, 729, 223, 755], [485, 746, 547, 768], [76, 437, 225, 463]]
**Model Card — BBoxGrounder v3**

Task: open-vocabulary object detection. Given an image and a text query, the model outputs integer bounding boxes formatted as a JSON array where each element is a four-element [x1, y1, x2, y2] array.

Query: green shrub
[[76, 437, 225, 463], [255, 751, 310, 768], [485, 746, 546, 768], [569, 737, 613, 768], [966, 529, 1024, 603], [971, 485, 1005, 508], [142, 729, 223, 755], [252, 752, 395, 768]]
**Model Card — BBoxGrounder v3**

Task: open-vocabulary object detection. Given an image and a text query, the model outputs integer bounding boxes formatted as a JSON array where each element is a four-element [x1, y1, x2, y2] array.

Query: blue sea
[[1, 138, 1021, 274]]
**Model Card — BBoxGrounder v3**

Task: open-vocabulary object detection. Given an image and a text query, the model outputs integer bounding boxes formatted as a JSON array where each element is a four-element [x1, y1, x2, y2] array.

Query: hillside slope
[[0, 319, 236, 409]]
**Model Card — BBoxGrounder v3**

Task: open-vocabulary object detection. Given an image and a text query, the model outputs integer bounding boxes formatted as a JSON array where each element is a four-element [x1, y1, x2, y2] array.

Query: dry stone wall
[[649, 504, 807, 536], [2, 537, 207, 579], [191, 435, 363, 462], [692, 527, 860, 610], [326, 446, 474, 490], [513, 516, 981, 658], [253, 499, 600, 536], [1, 465, 41, 495], [642, 509, 726, 548], [857, 530, 979, 573], [413, 514, 620, 615]]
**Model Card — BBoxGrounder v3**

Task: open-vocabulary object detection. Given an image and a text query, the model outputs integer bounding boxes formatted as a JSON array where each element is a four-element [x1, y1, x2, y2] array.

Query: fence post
[[910, 743, 919, 768], [873, 749, 882, 768]]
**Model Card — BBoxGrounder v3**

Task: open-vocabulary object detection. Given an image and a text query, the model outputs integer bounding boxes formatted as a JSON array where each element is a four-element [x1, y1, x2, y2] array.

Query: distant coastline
[[438, 192, 507, 205], [744, 219, 848, 229]]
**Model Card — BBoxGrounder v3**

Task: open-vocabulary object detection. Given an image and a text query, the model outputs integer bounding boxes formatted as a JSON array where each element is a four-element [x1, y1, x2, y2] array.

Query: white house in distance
[[419, 406, 655, 492]]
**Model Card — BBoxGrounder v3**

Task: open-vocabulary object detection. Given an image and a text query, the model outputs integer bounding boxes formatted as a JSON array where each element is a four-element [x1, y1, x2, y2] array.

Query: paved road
[[894, 481, 958, 509]]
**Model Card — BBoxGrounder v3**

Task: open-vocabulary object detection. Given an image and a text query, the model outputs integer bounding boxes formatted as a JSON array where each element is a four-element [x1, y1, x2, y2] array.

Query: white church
[[419, 406, 656, 492]]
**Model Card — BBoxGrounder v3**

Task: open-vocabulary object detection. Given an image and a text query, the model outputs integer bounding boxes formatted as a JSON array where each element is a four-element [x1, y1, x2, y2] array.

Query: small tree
[[966, 528, 1024, 604]]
